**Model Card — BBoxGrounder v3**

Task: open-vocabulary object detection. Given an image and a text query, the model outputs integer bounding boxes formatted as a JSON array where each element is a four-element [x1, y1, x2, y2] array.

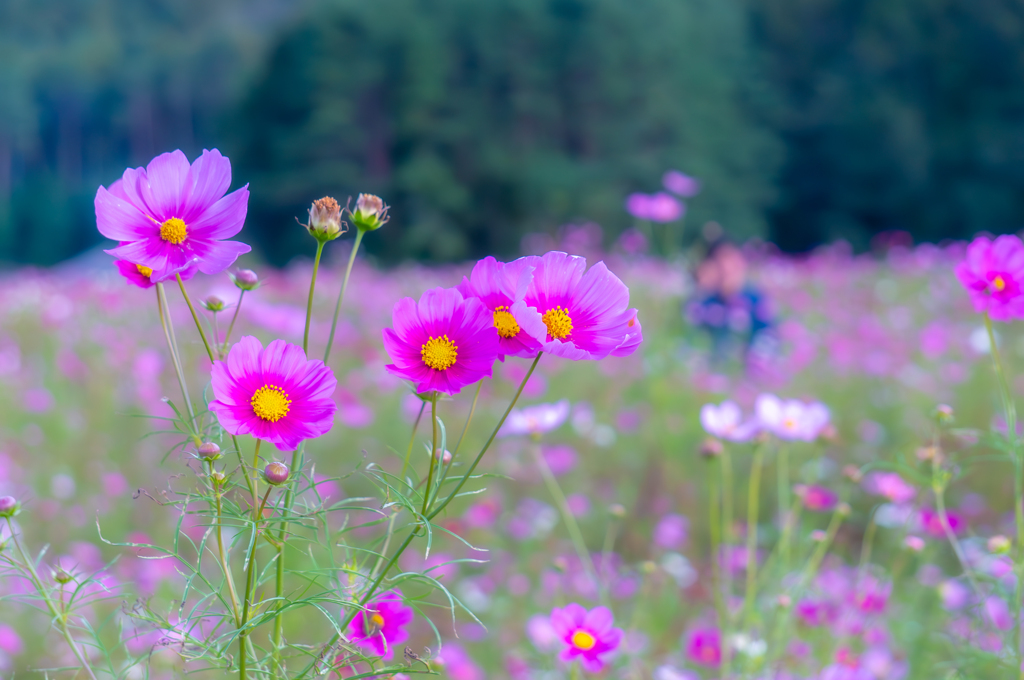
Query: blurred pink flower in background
[[756, 393, 830, 441], [500, 400, 570, 437], [955, 234, 1024, 321], [699, 400, 760, 442], [863, 472, 916, 504], [662, 170, 701, 197], [685, 626, 722, 667], [653, 513, 689, 550]]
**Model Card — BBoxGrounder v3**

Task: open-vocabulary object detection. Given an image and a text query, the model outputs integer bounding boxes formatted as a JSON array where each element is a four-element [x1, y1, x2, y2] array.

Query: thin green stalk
[[303, 240, 326, 354], [400, 401, 427, 481], [239, 486, 273, 680], [155, 283, 198, 431], [535, 443, 606, 604], [224, 289, 246, 350], [984, 311, 1024, 676], [211, 465, 242, 625], [428, 352, 542, 521], [421, 393, 440, 514], [719, 444, 735, 679], [324, 229, 364, 364], [251, 439, 263, 515], [708, 459, 726, 656], [271, 442, 304, 677], [743, 444, 765, 631], [452, 380, 483, 459], [858, 507, 878, 577], [6, 518, 100, 680], [933, 463, 985, 601], [176, 273, 215, 363], [777, 444, 790, 549]]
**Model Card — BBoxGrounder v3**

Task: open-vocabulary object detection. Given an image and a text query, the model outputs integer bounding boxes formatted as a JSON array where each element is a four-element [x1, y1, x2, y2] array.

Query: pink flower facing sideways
[[797, 485, 839, 512], [96, 149, 251, 281], [955, 234, 1024, 320], [700, 400, 760, 442], [348, 589, 414, 660], [756, 393, 830, 441], [550, 603, 623, 673], [522, 251, 642, 361], [209, 336, 337, 451], [383, 287, 500, 395], [456, 256, 547, 360]]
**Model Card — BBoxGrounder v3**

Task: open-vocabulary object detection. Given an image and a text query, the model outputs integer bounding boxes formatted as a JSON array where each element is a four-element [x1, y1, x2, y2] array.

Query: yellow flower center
[[783, 417, 797, 431], [993, 275, 1007, 292], [543, 306, 574, 340], [370, 612, 385, 628], [136, 264, 153, 278], [571, 630, 596, 651], [493, 306, 521, 338], [421, 335, 458, 371], [159, 217, 188, 244], [251, 384, 291, 422]]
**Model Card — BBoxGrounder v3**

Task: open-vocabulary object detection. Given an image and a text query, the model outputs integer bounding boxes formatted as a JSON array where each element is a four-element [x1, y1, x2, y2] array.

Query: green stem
[[777, 443, 790, 568], [6, 519, 99, 680], [303, 240, 326, 355], [858, 508, 878, 577], [743, 444, 765, 631], [272, 442, 305, 677], [421, 393, 440, 514], [535, 442, 606, 604], [324, 229, 365, 364], [428, 352, 541, 521], [224, 289, 246, 350], [984, 311, 1024, 675], [452, 380, 483, 459], [708, 459, 725, 656], [400, 401, 427, 481], [251, 440, 263, 516], [211, 465, 242, 625], [176, 273, 215, 363], [719, 444, 734, 678], [155, 283, 198, 431]]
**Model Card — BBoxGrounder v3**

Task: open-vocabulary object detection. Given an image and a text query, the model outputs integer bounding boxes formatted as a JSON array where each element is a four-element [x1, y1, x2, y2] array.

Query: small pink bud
[[777, 594, 792, 608], [699, 437, 723, 458], [304, 196, 346, 241], [264, 461, 290, 486], [231, 269, 260, 291], [201, 295, 226, 312], [842, 465, 863, 483], [989, 535, 1012, 554], [0, 495, 17, 517], [934, 404, 954, 424], [53, 568, 74, 585], [904, 535, 926, 552], [434, 449, 452, 465], [198, 442, 221, 460], [350, 193, 390, 232], [810, 530, 828, 542], [608, 503, 627, 519]]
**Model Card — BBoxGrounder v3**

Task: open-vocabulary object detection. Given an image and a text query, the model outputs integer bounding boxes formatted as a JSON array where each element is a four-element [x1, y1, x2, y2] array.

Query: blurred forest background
[[2, 0, 1024, 266]]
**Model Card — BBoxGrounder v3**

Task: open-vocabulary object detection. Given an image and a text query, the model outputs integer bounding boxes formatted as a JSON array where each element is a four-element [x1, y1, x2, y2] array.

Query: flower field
[[1, 153, 1022, 679]]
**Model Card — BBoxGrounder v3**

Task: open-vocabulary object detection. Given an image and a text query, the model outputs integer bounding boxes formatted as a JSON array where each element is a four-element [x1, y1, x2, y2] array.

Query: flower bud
[[264, 461, 291, 486], [837, 502, 851, 517], [552, 556, 569, 573], [699, 437, 723, 459], [433, 449, 452, 465], [608, 503, 627, 519], [989, 535, 1012, 554], [810, 529, 827, 542], [934, 404, 954, 425], [904, 535, 926, 552], [198, 442, 221, 460], [210, 471, 226, 485], [349, 193, 390, 232], [0, 495, 18, 518], [230, 269, 260, 291], [53, 567, 74, 584], [777, 594, 792, 608], [201, 295, 226, 312], [304, 196, 346, 242], [640, 560, 658, 574], [842, 465, 863, 483]]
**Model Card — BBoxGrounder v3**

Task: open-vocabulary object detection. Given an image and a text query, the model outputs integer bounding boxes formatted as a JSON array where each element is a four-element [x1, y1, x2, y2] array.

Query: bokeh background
[[4, 0, 1024, 267]]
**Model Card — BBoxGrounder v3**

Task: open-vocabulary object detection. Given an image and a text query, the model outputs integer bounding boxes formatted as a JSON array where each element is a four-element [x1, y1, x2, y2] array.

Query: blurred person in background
[[685, 228, 776, 367]]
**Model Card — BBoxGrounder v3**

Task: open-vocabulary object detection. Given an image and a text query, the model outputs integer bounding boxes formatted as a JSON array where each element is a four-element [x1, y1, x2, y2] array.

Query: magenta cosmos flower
[[685, 627, 722, 667], [348, 589, 414, 660], [521, 251, 642, 361], [455, 256, 547, 359], [383, 287, 500, 395], [208, 336, 337, 451], [797, 484, 839, 512], [96, 149, 250, 282], [114, 241, 198, 290], [549, 603, 623, 673], [955, 235, 1024, 320]]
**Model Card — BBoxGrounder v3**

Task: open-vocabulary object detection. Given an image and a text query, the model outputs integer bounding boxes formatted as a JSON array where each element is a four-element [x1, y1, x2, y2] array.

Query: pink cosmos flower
[[114, 260, 157, 289], [919, 508, 964, 537], [520, 251, 642, 360], [863, 472, 916, 504], [348, 589, 414, 660], [499, 400, 570, 437], [455, 256, 547, 359], [625, 192, 684, 222], [549, 603, 623, 673], [662, 170, 702, 197], [797, 485, 839, 512], [383, 287, 500, 395], [755, 393, 830, 441], [209, 336, 337, 451], [97, 149, 251, 281], [955, 234, 1024, 320], [699, 400, 760, 442], [685, 627, 722, 667]]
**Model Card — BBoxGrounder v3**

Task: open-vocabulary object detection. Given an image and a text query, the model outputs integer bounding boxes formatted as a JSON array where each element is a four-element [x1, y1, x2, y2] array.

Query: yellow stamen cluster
[[493, 305, 521, 338], [136, 264, 153, 278], [543, 306, 574, 340], [251, 384, 292, 422], [421, 335, 458, 371], [571, 630, 596, 651], [160, 217, 188, 244], [370, 612, 386, 628], [992, 275, 1007, 292]]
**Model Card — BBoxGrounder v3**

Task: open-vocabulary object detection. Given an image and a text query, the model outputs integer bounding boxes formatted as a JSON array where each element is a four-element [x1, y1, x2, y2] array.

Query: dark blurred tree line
[[2, 0, 1024, 266]]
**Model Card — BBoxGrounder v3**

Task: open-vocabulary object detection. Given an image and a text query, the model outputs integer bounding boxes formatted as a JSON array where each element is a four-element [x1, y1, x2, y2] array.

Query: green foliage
[[232, 0, 779, 263]]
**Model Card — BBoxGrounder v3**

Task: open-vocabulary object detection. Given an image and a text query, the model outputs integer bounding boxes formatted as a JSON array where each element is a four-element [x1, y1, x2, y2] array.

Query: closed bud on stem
[[349, 193, 390, 232], [608, 503, 627, 519], [842, 465, 863, 483], [904, 535, 925, 552], [640, 560, 658, 574], [699, 437, 723, 458], [198, 442, 221, 460], [210, 471, 226, 485], [934, 404, 954, 425], [988, 534, 1012, 554], [777, 594, 792, 608], [837, 502, 851, 517], [230, 269, 260, 291], [810, 529, 827, 542], [304, 196, 346, 242], [201, 295, 226, 312], [264, 461, 290, 486], [0, 495, 18, 518], [552, 556, 569, 573], [53, 567, 74, 585], [433, 448, 452, 465]]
